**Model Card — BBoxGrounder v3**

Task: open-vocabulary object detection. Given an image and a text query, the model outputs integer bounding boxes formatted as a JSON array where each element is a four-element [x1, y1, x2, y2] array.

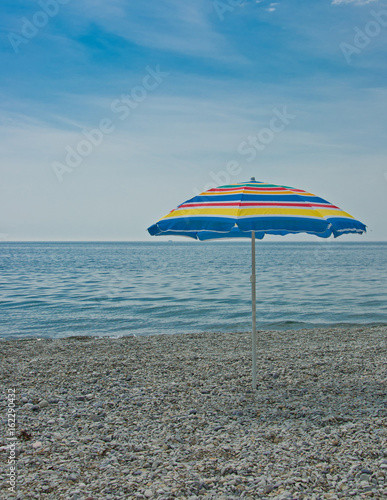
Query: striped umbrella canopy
[[147, 179, 366, 389]]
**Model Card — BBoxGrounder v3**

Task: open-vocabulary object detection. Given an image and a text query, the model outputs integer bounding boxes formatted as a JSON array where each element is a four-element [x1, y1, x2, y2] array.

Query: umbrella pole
[[251, 231, 257, 390]]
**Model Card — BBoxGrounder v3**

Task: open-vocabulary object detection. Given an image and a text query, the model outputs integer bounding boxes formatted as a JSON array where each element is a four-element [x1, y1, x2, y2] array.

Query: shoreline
[[2, 321, 387, 342], [1, 326, 386, 499]]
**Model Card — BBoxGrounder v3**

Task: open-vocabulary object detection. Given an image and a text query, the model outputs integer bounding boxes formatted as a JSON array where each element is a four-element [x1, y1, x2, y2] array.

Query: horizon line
[[1, 240, 386, 244]]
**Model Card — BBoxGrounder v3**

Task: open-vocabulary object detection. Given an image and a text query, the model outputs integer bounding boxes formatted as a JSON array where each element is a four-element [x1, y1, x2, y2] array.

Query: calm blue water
[[0, 242, 386, 339]]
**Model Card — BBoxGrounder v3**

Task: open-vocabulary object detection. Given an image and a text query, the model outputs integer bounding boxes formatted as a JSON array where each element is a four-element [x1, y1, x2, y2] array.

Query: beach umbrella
[[147, 178, 366, 389]]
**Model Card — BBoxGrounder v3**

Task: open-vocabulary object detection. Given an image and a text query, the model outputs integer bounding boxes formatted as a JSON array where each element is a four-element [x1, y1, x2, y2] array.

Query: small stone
[[221, 466, 237, 476], [3, 324, 387, 500], [24, 403, 40, 411], [39, 400, 49, 408], [264, 485, 275, 494]]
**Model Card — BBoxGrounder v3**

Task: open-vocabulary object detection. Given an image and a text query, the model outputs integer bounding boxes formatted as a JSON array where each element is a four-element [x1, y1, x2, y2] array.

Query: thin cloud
[[69, 0, 237, 60], [266, 2, 279, 12], [332, 0, 378, 5]]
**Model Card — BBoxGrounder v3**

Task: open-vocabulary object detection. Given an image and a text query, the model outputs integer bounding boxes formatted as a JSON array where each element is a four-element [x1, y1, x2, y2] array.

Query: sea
[[0, 242, 386, 340]]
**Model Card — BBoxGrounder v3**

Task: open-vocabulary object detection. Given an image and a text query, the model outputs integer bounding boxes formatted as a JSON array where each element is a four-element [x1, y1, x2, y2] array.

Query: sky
[[0, 0, 386, 241]]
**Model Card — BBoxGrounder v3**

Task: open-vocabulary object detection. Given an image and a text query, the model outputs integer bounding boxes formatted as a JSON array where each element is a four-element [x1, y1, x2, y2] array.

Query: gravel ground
[[1, 326, 387, 500]]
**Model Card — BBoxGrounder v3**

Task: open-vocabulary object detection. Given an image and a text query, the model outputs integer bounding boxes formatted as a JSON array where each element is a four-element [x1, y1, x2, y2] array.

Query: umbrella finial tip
[[250, 177, 256, 181]]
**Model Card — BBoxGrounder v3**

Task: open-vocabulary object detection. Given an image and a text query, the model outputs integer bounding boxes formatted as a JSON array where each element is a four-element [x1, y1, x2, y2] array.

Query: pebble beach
[[1, 326, 387, 500]]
